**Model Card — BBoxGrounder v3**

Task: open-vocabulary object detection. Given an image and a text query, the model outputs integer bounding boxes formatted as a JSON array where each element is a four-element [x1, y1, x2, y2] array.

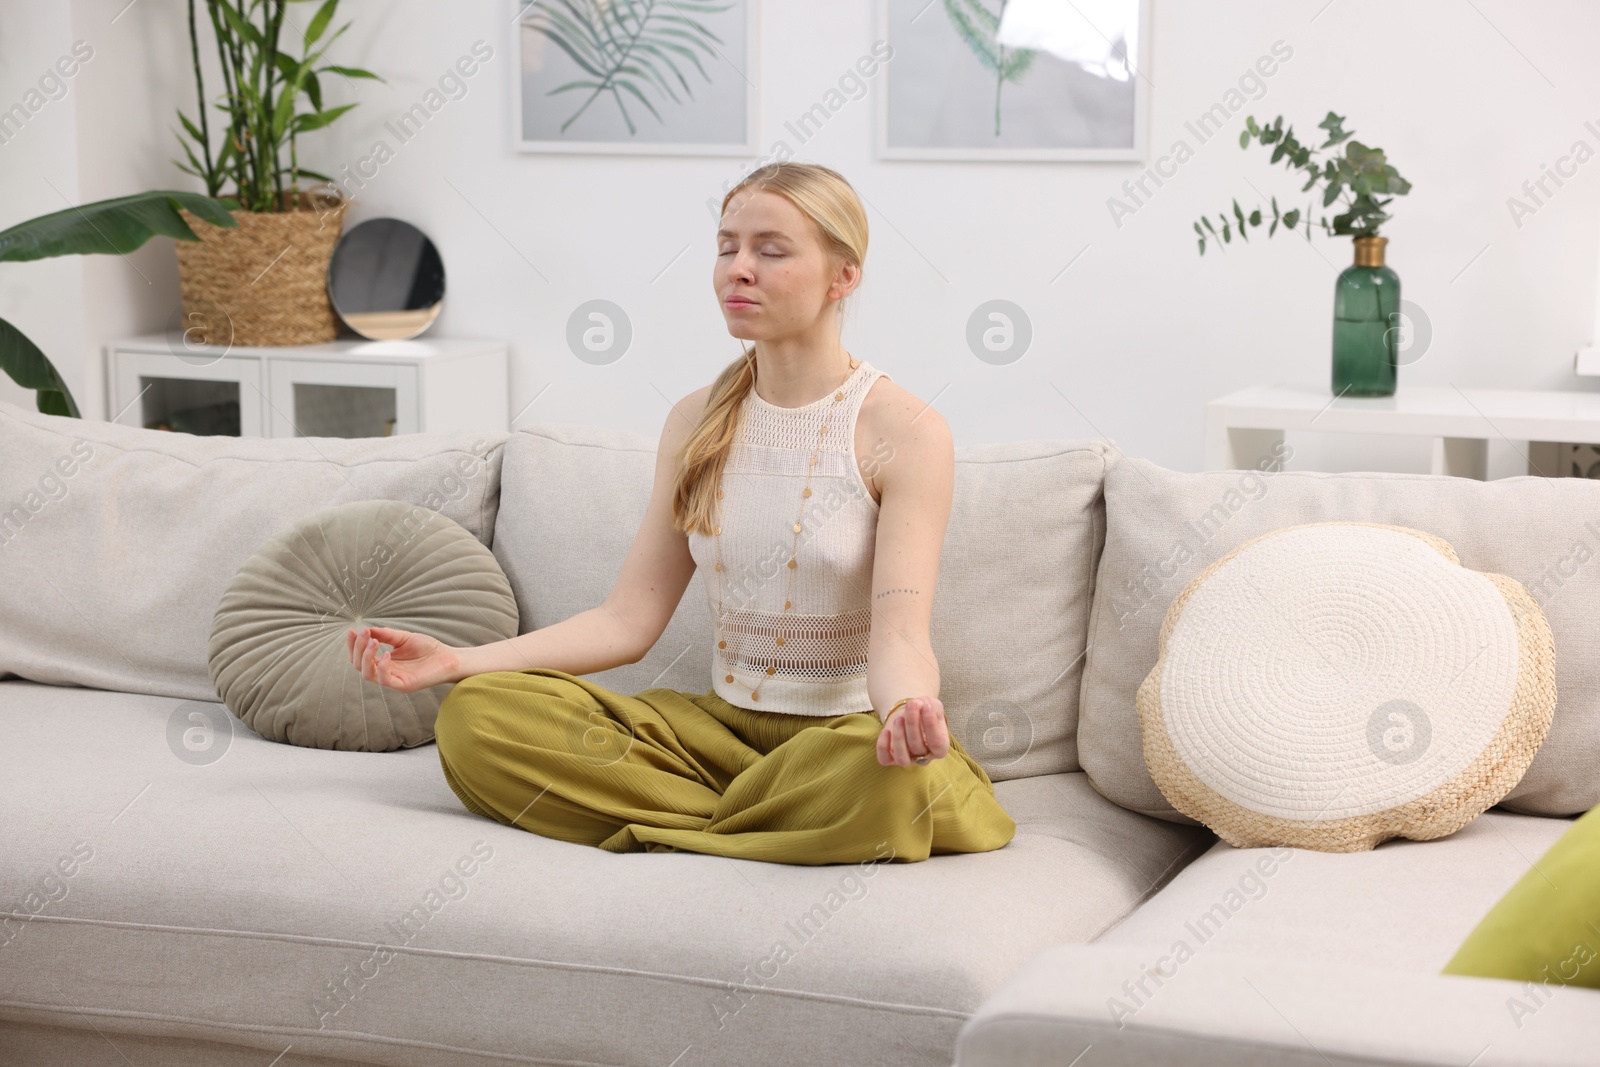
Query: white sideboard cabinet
[[105, 332, 508, 438]]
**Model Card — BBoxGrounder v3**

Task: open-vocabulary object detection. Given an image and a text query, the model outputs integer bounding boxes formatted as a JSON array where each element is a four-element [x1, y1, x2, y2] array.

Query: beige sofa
[[0, 397, 1594, 1066]]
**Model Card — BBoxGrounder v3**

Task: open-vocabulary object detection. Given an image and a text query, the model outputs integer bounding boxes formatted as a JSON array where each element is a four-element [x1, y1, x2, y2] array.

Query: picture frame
[[509, 0, 761, 157], [875, 0, 1152, 162]]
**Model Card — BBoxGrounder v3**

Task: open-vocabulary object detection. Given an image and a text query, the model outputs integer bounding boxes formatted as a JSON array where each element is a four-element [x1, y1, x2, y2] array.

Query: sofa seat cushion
[[953, 812, 1597, 1067], [954, 944, 1600, 1067], [0, 680, 1210, 1067], [1095, 810, 1574, 973]]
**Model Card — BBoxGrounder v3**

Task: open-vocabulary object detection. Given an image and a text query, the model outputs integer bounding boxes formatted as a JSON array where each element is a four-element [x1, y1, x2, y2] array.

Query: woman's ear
[[830, 261, 860, 301]]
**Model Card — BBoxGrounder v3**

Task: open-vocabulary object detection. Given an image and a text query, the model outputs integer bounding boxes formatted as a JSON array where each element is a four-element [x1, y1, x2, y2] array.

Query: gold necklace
[[712, 356, 860, 703]]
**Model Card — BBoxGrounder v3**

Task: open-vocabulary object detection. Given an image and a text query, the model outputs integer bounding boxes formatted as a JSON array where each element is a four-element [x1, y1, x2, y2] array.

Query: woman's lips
[[725, 297, 756, 307]]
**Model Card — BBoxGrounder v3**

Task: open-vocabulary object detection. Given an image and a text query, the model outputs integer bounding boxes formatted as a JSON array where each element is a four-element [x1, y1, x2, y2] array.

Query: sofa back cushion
[[1079, 450, 1600, 821], [491, 424, 1110, 781], [0, 400, 505, 703]]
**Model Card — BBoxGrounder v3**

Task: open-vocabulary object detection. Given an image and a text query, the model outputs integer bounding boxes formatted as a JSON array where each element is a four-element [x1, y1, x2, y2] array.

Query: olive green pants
[[433, 668, 1016, 866]]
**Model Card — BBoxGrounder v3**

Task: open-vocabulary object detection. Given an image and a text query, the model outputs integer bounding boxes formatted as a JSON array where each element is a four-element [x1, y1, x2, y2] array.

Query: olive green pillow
[[1442, 803, 1600, 988], [208, 499, 519, 751]]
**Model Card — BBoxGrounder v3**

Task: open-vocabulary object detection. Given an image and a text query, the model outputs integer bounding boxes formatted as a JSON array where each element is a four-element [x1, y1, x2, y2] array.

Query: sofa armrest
[[954, 943, 1600, 1067]]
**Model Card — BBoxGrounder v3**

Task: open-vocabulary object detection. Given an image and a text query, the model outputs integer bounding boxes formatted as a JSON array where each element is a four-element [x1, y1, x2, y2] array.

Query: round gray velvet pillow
[[207, 498, 519, 751]]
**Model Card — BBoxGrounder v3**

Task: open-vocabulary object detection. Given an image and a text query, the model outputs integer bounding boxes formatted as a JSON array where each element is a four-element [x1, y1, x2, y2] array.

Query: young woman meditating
[[346, 161, 1016, 865]]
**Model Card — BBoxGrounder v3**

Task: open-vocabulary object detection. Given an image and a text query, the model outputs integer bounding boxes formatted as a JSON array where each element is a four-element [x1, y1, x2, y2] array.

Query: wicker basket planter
[[174, 188, 349, 347]]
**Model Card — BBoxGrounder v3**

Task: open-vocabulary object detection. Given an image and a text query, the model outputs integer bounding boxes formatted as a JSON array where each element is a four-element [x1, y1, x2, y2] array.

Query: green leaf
[[1193, 221, 1205, 238], [176, 109, 206, 145], [0, 316, 81, 418], [0, 189, 238, 262], [320, 64, 383, 81], [270, 83, 299, 143], [290, 102, 356, 133], [173, 133, 210, 180], [1323, 180, 1343, 207], [304, 0, 338, 47], [214, 1, 263, 49], [1201, 215, 1219, 237], [1249, 208, 1261, 225], [1283, 208, 1301, 229]]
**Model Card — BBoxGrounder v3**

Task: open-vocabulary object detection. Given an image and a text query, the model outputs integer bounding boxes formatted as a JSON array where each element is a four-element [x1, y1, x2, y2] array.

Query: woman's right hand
[[346, 625, 463, 693]]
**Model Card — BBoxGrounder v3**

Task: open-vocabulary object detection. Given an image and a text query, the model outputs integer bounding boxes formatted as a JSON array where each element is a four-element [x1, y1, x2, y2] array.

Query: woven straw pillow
[[1137, 521, 1556, 852], [208, 499, 519, 751]]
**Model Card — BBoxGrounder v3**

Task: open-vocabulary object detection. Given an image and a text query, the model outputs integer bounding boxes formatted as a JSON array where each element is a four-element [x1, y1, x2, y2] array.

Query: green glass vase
[[1332, 235, 1400, 397]]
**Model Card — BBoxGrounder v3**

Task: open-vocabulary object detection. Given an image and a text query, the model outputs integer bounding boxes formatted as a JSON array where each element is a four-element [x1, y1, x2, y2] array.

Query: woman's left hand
[[877, 696, 951, 767]]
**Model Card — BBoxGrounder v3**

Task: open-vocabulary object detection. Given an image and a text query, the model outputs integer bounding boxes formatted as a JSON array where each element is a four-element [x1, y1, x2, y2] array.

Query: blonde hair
[[671, 162, 869, 536]]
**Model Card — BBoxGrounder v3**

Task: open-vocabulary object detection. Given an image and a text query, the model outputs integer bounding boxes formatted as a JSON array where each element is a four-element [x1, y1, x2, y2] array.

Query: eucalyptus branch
[[1192, 110, 1413, 256]]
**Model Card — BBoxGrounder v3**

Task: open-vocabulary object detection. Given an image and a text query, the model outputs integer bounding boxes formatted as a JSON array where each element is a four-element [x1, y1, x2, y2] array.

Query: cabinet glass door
[[111, 351, 265, 436], [266, 359, 418, 438]]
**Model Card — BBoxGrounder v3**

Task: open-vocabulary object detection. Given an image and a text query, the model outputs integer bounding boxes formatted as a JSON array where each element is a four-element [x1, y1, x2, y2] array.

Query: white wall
[[0, 3, 87, 412], [2, 0, 1597, 474]]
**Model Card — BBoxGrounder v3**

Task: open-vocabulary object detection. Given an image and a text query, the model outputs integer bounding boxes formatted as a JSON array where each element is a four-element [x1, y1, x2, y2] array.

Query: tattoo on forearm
[[875, 588, 920, 599]]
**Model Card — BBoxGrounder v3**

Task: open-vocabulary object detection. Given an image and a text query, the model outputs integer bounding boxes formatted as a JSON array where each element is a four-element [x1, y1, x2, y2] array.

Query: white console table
[[106, 332, 508, 438], [1205, 384, 1600, 479]]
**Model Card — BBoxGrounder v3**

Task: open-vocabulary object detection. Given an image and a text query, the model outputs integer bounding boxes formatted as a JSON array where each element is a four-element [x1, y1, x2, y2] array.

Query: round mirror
[[327, 218, 445, 340]]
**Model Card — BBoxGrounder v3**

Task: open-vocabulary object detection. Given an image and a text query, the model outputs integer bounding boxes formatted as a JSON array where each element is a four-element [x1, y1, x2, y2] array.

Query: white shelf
[[112, 332, 505, 364], [106, 331, 508, 438], [1205, 383, 1600, 479]]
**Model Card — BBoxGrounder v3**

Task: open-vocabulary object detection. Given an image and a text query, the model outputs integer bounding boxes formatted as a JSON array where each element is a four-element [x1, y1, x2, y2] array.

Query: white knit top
[[686, 359, 891, 716]]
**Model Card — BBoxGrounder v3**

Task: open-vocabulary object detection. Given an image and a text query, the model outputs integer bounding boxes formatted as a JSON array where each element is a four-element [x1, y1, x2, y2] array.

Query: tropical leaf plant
[[521, 0, 735, 136], [174, 0, 383, 210], [1194, 110, 1413, 255], [0, 191, 240, 417], [944, 0, 1039, 136]]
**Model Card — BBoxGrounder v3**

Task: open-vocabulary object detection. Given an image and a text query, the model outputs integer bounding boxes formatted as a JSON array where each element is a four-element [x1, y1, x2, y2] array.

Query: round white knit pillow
[[1137, 521, 1556, 852]]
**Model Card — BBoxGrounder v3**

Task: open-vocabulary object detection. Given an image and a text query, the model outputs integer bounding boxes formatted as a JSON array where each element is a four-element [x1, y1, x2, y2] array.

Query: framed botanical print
[[877, 0, 1151, 161], [510, 0, 760, 156]]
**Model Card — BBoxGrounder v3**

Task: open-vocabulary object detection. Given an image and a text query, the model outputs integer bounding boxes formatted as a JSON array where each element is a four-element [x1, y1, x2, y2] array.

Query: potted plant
[[1192, 111, 1414, 397], [170, 0, 383, 346]]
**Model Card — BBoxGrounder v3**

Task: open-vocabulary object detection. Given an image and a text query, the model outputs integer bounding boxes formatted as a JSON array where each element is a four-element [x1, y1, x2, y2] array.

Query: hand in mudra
[[877, 696, 951, 767], [346, 625, 461, 693]]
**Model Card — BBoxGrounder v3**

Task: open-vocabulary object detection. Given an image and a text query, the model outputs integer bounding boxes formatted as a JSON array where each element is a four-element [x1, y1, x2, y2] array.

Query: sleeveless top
[[686, 359, 891, 716]]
